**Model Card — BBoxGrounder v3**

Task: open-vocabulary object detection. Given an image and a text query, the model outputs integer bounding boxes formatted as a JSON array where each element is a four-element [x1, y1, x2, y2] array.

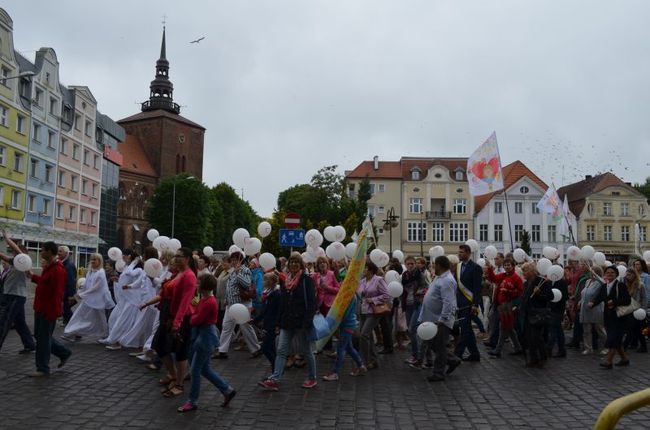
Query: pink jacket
[[311, 270, 340, 308], [357, 275, 390, 315]]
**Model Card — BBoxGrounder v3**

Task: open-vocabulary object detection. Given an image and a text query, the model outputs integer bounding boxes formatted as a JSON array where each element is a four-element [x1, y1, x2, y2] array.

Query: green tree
[[146, 175, 211, 249], [520, 230, 531, 256], [634, 177, 650, 204], [208, 183, 260, 249]]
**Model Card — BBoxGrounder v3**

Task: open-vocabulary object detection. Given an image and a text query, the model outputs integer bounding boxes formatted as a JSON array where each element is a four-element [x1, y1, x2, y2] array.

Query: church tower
[[141, 27, 180, 114]]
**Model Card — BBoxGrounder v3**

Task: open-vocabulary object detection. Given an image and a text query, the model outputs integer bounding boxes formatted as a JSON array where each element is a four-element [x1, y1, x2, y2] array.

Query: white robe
[[64, 268, 114, 338], [102, 260, 144, 344], [119, 275, 158, 348]]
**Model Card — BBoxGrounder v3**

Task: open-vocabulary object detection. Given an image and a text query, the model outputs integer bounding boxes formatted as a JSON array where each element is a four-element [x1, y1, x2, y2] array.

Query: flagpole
[[503, 189, 515, 252]]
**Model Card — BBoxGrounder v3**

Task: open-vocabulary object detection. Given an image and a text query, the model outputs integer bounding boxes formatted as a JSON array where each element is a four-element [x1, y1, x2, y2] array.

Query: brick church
[[116, 27, 205, 249]]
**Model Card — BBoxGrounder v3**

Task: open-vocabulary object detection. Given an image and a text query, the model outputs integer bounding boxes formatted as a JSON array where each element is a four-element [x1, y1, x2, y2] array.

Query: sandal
[[177, 402, 197, 413], [163, 384, 184, 397], [159, 375, 174, 386], [160, 380, 176, 394]]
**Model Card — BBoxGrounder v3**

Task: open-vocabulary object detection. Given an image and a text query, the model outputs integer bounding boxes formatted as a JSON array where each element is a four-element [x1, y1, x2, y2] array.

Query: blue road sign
[[279, 228, 305, 247]]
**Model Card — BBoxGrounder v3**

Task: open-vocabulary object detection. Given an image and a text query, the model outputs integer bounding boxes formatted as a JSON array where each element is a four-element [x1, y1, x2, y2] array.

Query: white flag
[[559, 194, 574, 237], [467, 132, 505, 196], [537, 185, 563, 222]]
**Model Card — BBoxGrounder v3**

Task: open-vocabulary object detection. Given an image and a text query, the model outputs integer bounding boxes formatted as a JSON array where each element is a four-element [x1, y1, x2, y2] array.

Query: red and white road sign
[[284, 212, 301, 228]]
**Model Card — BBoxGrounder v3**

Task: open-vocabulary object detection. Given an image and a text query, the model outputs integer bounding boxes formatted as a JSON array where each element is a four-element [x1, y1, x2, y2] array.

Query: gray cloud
[[7, 0, 650, 216]]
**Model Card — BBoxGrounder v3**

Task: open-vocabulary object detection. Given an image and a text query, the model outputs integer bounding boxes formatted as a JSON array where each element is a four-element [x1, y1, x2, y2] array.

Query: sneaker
[[581, 349, 592, 355], [222, 389, 237, 407], [60, 334, 76, 342], [177, 402, 197, 413], [350, 366, 367, 377], [212, 352, 229, 359], [404, 356, 418, 365], [322, 373, 339, 381], [600, 349, 608, 356], [258, 378, 280, 391], [423, 361, 434, 369], [136, 354, 152, 363], [129, 350, 145, 357], [408, 361, 423, 370], [302, 379, 318, 389], [105, 344, 122, 351], [18, 348, 35, 354], [58, 354, 71, 369]]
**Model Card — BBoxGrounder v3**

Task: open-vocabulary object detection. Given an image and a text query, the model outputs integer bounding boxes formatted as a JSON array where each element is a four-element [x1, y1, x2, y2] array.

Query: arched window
[[176, 154, 181, 173], [182, 155, 186, 172]]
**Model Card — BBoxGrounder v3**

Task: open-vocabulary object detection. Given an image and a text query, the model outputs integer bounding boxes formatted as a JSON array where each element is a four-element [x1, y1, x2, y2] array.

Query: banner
[[559, 193, 574, 237], [537, 184, 563, 223], [467, 132, 505, 196]]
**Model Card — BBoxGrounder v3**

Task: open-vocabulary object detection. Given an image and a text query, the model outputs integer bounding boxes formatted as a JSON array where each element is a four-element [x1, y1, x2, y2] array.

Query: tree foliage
[[520, 229, 531, 256], [634, 177, 650, 204]]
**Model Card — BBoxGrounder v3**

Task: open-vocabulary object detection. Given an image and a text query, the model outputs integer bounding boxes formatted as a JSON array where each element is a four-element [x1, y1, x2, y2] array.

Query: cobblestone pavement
[[1, 298, 650, 429]]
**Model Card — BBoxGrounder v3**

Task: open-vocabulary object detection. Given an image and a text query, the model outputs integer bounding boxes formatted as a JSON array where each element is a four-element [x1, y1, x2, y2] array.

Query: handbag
[[302, 278, 329, 341], [616, 298, 640, 318], [371, 302, 392, 316]]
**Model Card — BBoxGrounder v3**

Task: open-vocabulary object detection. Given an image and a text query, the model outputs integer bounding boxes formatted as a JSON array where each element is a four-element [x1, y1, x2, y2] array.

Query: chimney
[[373, 155, 379, 170], [585, 175, 593, 180], [625, 182, 632, 186]]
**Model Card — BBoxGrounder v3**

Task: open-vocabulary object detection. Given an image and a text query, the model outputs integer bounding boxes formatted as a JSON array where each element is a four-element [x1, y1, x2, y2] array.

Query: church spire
[[142, 26, 180, 114]]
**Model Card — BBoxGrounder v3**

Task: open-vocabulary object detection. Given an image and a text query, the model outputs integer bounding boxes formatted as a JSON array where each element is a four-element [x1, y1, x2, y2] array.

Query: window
[[91, 182, 98, 198], [494, 201, 503, 214], [71, 175, 78, 192], [58, 170, 65, 187], [531, 225, 541, 242], [0, 146, 4, 165], [411, 169, 420, 180], [0, 186, 3, 205], [604, 225, 612, 241], [641, 226, 647, 243], [34, 88, 43, 107], [43, 199, 50, 216], [407, 221, 427, 242], [85, 120, 92, 136], [603, 202, 612, 216], [514, 202, 523, 214], [93, 154, 99, 169], [520, 186, 529, 194], [45, 165, 53, 183], [49, 97, 57, 115], [621, 203, 629, 216], [547, 225, 557, 242], [409, 198, 423, 213], [449, 222, 469, 242], [60, 139, 67, 155], [45, 72, 50, 85], [56, 203, 64, 219], [27, 194, 36, 213], [586, 225, 595, 241], [378, 184, 385, 192], [621, 226, 630, 242], [432, 222, 445, 242], [453, 199, 467, 214], [13, 153, 23, 172], [494, 225, 503, 242], [68, 206, 76, 222], [10, 190, 21, 209], [640, 205, 647, 217], [30, 158, 38, 178], [532, 203, 540, 214], [47, 131, 56, 149], [455, 170, 463, 181], [369, 183, 376, 195], [16, 114, 25, 134], [0, 106, 7, 127], [0, 66, 9, 86], [74, 113, 81, 131], [514, 225, 524, 242], [90, 211, 97, 226], [81, 179, 88, 195], [80, 208, 87, 224], [33, 123, 41, 143], [479, 224, 488, 242], [83, 149, 90, 165], [377, 205, 385, 214], [72, 144, 80, 160]]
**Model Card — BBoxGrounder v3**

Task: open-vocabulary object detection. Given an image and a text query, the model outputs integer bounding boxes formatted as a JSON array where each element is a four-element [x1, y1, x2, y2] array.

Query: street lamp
[[382, 207, 399, 254], [171, 176, 196, 238], [0, 71, 35, 85]]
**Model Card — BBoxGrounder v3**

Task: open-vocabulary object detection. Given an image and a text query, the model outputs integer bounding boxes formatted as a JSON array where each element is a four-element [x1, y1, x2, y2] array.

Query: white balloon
[[257, 221, 272, 238], [417, 322, 438, 340], [168, 238, 181, 252], [392, 250, 405, 263], [326, 242, 346, 261], [387, 281, 404, 298], [604, 260, 613, 267], [644, 250, 650, 262], [593, 252, 607, 266], [617, 265, 627, 280], [465, 239, 479, 253], [581, 245, 595, 260], [633, 308, 647, 321], [115, 259, 126, 272], [323, 226, 337, 242], [333, 225, 346, 242], [547, 265, 564, 282], [447, 254, 460, 265], [483, 245, 498, 260], [301, 252, 315, 263], [477, 258, 486, 268], [537, 258, 553, 276], [551, 288, 562, 303], [305, 229, 323, 248], [13, 254, 32, 272], [566, 246, 581, 261], [107, 247, 122, 262], [146, 229, 159, 242], [345, 243, 357, 259], [203, 246, 214, 257], [228, 245, 243, 256], [429, 245, 445, 258], [542, 246, 557, 260], [384, 270, 401, 284], [513, 248, 527, 263], [144, 258, 163, 278], [370, 249, 389, 267], [153, 235, 170, 251], [229, 303, 250, 324], [259, 253, 276, 271], [77, 277, 86, 288], [232, 228, 250, 249], [244, 237, 262, 256]]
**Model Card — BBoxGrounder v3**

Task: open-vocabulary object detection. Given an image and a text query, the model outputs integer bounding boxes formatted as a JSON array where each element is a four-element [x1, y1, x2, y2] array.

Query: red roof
[[118, 109, 205, 130], [474, 160, 548, 214], [557, 172, 643, 217], [118, 135, 157, 177], [346, 161, 402, 179], [346, 157, 469, 180]]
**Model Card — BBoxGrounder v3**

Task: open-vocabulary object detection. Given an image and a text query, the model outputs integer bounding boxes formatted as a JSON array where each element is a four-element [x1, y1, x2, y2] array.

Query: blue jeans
[[271, 328, 316, 382], [547, 316, 566, 354], [260, 325, 276, 372], [0, 294, 35, 351], [454, 310, 480, 358], [34, 312, 71, 374], [332, 329, 363, 374], [188, 325, 232, 405]]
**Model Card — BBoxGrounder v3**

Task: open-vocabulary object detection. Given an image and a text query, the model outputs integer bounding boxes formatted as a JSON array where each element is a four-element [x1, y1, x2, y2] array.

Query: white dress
[[143, 267, 171, 352], [64, 268, 115, 339], [119, 272, 158, 348], [102, 260, 144, 344]]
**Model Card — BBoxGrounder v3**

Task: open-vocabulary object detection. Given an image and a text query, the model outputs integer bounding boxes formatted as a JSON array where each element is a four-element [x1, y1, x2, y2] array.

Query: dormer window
[[411, 167, 421, 181], [455, 170, 464, 181]]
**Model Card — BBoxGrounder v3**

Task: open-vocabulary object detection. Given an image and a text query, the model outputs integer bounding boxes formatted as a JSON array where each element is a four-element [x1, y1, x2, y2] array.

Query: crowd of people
[[1, 228, 650, 413]]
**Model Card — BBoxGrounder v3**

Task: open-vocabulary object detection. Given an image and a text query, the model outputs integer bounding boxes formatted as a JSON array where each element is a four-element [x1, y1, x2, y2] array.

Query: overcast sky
[[6, 1, 650, 216]]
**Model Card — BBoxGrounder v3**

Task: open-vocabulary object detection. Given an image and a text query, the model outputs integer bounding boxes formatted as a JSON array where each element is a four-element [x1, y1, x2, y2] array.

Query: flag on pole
[[537, 184, 563, 223], [467, 132, 505, 196], [559, 193, 574, 237], [315, 217, 372, 351]]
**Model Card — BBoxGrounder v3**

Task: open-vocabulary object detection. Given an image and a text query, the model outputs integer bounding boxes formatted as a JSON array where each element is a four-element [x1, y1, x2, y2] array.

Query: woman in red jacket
[[486, 258, 524, 358]]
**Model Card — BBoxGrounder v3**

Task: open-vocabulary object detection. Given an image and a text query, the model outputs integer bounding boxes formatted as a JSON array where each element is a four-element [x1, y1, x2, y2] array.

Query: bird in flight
[[190, 36, 205, 44]]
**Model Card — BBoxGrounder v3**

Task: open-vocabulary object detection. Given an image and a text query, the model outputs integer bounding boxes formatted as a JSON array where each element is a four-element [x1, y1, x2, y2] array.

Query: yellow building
[[0, 9, 30, 221], [559, 173, 649, 260]]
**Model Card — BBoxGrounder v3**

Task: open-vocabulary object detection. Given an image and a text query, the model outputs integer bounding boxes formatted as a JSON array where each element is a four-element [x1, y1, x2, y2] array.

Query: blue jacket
[[254, 287, 281, 330], [62, 258, 77, 296], [455, 260, 482, 310], [339, 295, 359, 331], [251, 267, 264, 311]]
